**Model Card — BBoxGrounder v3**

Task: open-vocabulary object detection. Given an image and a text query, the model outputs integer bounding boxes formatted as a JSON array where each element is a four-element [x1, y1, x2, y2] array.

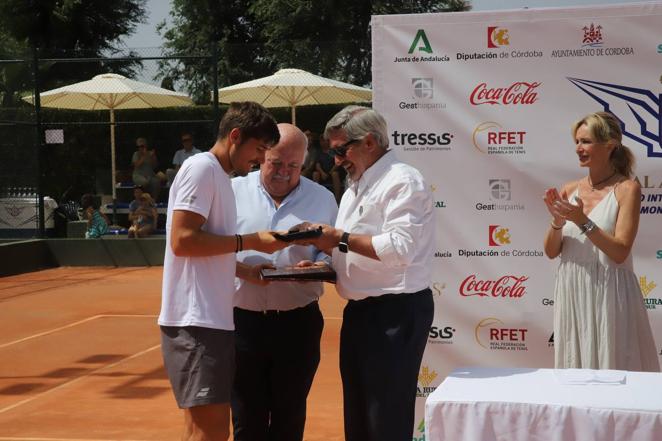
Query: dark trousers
[[231, 301, 323, 441], [340, 289, 434, 441]]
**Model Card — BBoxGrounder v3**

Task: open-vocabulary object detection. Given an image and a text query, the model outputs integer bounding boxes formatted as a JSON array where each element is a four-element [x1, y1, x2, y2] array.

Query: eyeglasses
[[329, 138, 361, 158], [181, 137, 193, 142]]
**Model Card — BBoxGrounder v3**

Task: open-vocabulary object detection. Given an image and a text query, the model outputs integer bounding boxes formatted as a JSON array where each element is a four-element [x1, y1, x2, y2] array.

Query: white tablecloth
[[0, 197, 57, 229], [426, 367, 662, 441]]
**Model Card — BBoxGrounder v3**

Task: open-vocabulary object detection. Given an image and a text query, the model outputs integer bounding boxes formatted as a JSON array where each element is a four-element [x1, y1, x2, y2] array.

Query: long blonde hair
[[571, 111, 635, 178]]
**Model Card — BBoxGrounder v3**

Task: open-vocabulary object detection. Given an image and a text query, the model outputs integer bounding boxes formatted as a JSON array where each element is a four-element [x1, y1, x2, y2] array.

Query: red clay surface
[[0, 267, 345, 440]]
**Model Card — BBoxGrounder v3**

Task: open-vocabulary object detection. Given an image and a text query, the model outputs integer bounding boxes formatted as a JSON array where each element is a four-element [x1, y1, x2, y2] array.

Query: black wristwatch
[[338, 231, 350, 253]]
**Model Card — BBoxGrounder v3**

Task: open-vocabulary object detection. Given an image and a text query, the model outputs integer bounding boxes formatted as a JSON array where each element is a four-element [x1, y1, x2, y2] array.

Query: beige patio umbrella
[[24, 73, 193, 200], [217, 68, 372, 125]]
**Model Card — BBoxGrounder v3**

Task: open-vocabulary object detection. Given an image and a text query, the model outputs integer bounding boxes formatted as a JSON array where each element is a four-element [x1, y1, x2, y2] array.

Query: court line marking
[[0, 314, 158, 350], [0, 268, 147, 301], [1, 313, 339, 351], [0, 343, 161, 416]]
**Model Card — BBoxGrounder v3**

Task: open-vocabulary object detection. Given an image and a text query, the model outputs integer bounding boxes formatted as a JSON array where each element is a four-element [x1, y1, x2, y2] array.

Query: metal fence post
[[31, 44, 45, 238], [212, 45, 220, 137]]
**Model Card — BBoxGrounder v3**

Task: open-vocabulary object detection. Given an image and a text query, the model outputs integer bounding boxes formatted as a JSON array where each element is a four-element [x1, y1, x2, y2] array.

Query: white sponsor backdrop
[[372, 2, 662, 437]]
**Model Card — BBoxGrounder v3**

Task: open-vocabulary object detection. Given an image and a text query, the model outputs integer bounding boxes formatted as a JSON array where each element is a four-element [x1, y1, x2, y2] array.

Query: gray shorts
[[160, 326, 235, 408]]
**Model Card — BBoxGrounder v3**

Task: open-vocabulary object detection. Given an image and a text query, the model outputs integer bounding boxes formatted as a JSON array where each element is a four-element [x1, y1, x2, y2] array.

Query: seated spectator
[[166, 132, 202, 186], [312, 134, 344, 203], [131, 137, 164, 201], [301, 129, 319, 179], [81, 193, 109, 238], [128, 185, 144, 216], [128, 192, 157, 238]]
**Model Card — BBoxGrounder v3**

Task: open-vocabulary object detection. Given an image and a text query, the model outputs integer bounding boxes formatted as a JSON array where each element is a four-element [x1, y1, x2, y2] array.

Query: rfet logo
[[472, 121, 527, 155], [489, 225, 511, 246], [460, 274, 528, 298], [488, 26, 509, 48], [475, 317, 528, 350], [470, 82, 541, 106]]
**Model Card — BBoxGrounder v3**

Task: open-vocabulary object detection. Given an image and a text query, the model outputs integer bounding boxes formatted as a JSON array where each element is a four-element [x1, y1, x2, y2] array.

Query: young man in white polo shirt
[[158, 102, 288, 441]]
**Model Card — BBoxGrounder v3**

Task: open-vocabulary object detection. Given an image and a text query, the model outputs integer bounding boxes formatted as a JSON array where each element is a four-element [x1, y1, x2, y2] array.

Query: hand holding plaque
[[272, 226, 323, 242], [260, 262, 336, 282]]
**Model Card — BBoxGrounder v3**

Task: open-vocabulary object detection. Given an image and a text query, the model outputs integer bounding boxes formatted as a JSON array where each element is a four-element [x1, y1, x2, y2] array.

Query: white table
[[426, 367, 662, 441], [0, 197, 58, 236]]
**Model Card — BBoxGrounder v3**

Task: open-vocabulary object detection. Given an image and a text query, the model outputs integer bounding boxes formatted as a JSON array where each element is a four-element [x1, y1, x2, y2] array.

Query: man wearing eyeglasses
[[296, 106, 435, 441], [166, 132, 202, 186], [230, 123, 338, 441]]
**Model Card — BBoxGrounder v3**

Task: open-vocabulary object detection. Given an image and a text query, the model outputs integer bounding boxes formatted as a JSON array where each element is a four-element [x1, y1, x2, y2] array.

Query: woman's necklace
[[587, 172, 616, 191]]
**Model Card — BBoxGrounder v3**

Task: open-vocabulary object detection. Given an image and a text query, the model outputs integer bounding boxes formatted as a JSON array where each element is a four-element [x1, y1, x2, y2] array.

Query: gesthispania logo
[[416, 366, 438, 397], [409, 29, 433, 54]]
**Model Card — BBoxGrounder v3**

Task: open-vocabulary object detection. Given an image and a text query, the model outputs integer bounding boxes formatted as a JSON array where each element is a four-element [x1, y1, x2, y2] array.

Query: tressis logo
[[409, 29, 433, 54]]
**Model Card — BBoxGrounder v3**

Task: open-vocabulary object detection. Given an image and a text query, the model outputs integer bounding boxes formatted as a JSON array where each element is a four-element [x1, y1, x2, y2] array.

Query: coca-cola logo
[[469, 82, 541, 106], [459, 274, 528, 298]]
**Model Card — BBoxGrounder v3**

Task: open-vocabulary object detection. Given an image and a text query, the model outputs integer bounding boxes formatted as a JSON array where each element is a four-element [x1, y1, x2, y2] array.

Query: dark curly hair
[[217, 101, 280, 146]]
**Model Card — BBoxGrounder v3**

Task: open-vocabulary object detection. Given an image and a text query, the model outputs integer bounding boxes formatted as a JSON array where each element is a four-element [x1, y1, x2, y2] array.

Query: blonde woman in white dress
[[543, 111, 659, 372]]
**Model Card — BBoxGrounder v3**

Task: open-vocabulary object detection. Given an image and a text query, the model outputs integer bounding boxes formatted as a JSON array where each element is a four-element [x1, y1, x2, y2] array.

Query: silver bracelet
[[579, 219, 597, 235]]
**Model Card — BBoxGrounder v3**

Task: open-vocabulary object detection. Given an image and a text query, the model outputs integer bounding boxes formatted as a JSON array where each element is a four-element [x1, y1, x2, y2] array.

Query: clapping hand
[[543, 188, 565, 224], [543, 188, 584, 225]]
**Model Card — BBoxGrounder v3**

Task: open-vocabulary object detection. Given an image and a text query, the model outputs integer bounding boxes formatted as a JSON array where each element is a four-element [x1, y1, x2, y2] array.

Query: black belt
[[349, 288, 432, 305], [235, 301, 318, 317]]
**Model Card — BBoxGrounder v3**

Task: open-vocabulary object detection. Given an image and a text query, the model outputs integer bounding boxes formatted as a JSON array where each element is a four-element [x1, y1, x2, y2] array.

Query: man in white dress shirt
[[231, 123, 338, 441], [297, 106, 435, 441], [158, 102, 288, 441]]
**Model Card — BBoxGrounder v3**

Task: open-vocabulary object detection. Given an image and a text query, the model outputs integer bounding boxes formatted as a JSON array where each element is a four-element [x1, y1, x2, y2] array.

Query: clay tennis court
[[0, 266, 345, 440]]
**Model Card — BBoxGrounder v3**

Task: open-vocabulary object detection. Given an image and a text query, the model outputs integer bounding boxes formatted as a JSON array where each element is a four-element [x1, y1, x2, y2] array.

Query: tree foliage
[[0, 0, 147, 105], [158, 0, 470, 103], [157, 0, 271, 104]]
